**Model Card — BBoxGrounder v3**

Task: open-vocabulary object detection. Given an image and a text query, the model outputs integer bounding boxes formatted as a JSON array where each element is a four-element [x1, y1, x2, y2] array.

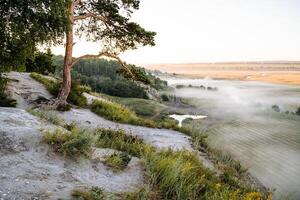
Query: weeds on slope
[[93, 128, 152, 158], [27, 109, 66, 126], [143, 149, 268, 200], [42, 128, 93, 158], [103, 152, 132, 172], [0, 76, 17, 107], [91, 100, 156, 128]]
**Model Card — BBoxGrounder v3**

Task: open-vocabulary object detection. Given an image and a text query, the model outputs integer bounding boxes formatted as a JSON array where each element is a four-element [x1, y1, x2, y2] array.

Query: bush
[[0, 76, 17, 107], [94, 128, 150, 157], [271, 105, 280, 112], [296, 106, 300, 116], [42, 129, 92, 157], [25, 49, 56, 75], [103, 152, 131, 172], [161, 94, 170, 102]]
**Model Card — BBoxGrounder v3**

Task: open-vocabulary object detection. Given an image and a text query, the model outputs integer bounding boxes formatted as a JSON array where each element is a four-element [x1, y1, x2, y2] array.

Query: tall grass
[[143, 149, 266, 200], [42, 129, 93, 157], [90, 100, 155, 128]]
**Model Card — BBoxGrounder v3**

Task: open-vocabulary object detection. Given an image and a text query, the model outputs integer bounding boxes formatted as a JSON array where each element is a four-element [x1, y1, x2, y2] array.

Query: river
[[163, 76, 300, 200]]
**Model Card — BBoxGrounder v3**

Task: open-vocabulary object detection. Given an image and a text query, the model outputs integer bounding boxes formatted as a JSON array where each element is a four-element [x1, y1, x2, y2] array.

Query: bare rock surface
[[5, 72, 52, 109], [0, 108, 143, 200], [58, 108, 193, 150], [1, 72, 216, 199]]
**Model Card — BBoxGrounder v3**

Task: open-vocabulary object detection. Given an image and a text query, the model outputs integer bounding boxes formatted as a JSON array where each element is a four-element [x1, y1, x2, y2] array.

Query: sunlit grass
[[42, 128, 93, 158]]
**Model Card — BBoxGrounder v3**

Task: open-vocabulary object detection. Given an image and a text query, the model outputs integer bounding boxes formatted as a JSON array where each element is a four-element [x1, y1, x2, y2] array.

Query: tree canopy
[[0, 0, 68, 70], [56, 0, 156, 103]]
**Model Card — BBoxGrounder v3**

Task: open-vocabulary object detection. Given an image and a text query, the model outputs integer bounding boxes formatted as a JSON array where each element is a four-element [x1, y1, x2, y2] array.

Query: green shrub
[[0, 76, 17, 107], [71, 187, 105, 200], [42, 129, 92, 157], [296, 106, 300, 116], [103, 152, 131, 172], [57, 103, 72, 111], [94, 128, 150, 157], [161, 94, 170, 102], [25, 49, 56, 75]]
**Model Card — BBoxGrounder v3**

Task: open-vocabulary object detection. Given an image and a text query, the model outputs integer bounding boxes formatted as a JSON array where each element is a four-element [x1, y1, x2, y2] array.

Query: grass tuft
[[94, 128, 151, 158], [42, 129, 92, 158], [28, 109, 66, 126], [103, 152, 131, 172], [71, 187, 105, 200]]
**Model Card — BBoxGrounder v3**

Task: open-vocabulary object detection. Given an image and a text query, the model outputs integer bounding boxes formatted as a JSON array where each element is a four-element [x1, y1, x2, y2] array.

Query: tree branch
[[71, 51, 135, 78], [73, 0, 81, 6], [74, 12, 106, 21]]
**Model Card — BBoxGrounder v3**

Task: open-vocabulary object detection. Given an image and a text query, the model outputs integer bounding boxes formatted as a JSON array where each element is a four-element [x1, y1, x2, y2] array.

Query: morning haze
[[1, 0, 300, 199], [53, 0, 300, 64]]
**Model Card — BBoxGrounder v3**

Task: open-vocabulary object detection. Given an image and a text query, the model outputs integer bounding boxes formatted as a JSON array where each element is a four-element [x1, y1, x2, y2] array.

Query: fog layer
[[165, 77, 300, 200]]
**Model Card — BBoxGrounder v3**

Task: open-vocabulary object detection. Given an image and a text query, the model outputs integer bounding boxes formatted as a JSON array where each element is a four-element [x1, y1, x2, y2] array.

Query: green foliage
[[144, 149, 262, 200], [54, 56, 149, 99], [25, 49, 56, 75], [57, 103, 72, 111], [91, 100, 155, 128], [122, 187, 160, 200], [0, 76, 16, 107], [42, 129, 92, 158], [117, 64, 151, 84], [94, 128, 150, 157], [71, 187, 105, 200], [0, 0, 68, 69], [113, 96, 167, 118], [30, 73, 88, 107], [74, 0, 156, 53], [161, 94, 170, 102], [103, 152, 132, 172], [296, 106, 300, 116]]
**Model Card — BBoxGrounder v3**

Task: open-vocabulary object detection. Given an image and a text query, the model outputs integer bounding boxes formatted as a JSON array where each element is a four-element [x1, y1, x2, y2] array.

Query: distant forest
[[53, 56, 167, 99]]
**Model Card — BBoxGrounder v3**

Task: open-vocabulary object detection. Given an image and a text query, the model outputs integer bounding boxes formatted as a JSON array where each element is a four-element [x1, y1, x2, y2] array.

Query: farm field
[[144, 62, 300, 85]]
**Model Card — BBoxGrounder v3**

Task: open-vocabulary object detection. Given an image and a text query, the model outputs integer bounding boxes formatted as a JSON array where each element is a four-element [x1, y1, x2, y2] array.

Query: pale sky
[[52, 0, 300, 64]]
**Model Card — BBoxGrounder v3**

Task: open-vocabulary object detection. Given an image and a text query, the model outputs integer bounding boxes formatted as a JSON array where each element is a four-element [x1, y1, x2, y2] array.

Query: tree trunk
[[57, 2, 74, 104]]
